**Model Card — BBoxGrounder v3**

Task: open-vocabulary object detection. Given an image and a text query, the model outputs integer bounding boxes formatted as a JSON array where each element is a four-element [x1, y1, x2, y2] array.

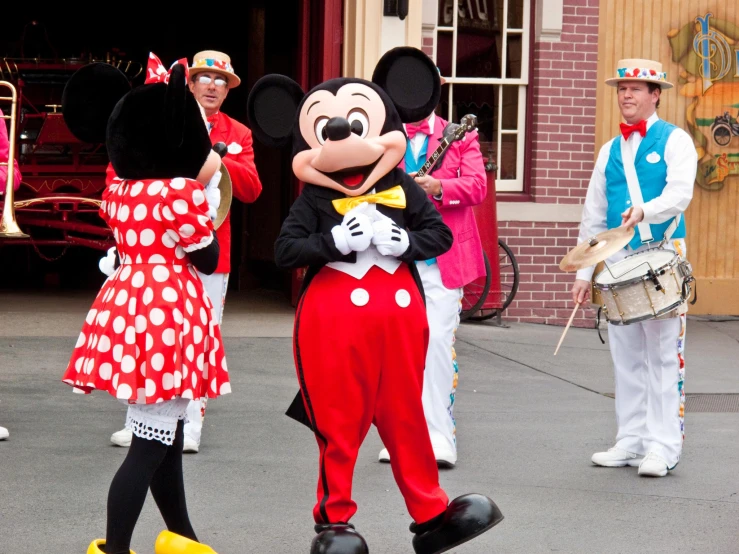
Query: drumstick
[[553, 302, 581, 356]]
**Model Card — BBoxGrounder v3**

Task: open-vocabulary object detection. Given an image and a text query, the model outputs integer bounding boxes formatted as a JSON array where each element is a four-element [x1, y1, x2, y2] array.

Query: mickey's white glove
[[98, 246, 118, 277], [331, 202, 374, 255], [204, 170, 222, 222], [371, 210, 409, 257]]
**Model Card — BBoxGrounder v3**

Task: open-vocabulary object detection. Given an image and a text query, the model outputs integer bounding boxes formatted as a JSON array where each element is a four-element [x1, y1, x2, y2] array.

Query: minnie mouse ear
[[247, 74, 305, 148], [62, 63, 131, 144], [372, 47, 440, 123]]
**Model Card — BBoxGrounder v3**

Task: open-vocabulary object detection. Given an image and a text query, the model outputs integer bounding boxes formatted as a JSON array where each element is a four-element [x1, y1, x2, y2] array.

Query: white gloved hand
[[98, 246, 118, 277], [331, 202, 374, 255], [204, 170, 222, 222], [371, 210, 409, 257]]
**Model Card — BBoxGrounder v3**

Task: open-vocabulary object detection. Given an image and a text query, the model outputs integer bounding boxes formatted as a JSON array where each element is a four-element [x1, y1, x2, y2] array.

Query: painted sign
[[668, 13, 739, 190]]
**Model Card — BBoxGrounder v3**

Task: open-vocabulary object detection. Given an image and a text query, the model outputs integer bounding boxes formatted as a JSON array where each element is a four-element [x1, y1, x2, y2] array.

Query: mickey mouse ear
[[247, 74, 305, 148], [62, 63, 131, 144], [372, 47, 440, 123]]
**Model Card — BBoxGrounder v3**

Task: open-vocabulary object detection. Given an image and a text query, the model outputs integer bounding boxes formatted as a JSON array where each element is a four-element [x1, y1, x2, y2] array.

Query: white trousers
[[183, 271, 228, 443], [417, 261, 463, 454], [609, 314, 686, 467], [604, 239, 687, 468]]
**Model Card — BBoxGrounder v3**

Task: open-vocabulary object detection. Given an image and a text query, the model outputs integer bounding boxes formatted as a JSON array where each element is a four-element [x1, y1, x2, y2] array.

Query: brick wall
[[498, 222, 597, 328], [497, 0, 601, 328]]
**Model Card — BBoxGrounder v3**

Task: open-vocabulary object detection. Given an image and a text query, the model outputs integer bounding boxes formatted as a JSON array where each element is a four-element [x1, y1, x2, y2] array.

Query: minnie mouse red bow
[[145, 52, 189, 84]]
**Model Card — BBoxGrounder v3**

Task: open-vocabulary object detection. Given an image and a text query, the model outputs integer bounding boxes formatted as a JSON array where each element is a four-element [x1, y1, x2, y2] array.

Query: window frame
[[432, 0, 534, 195]]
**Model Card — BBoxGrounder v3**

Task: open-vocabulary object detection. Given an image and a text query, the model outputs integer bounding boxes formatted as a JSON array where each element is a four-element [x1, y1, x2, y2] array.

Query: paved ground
[[0, 290, 737, 553]]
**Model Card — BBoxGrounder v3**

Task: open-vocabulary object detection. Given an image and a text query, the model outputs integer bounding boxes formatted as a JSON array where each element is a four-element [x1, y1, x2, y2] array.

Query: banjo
[[414, 113, 478, 178]]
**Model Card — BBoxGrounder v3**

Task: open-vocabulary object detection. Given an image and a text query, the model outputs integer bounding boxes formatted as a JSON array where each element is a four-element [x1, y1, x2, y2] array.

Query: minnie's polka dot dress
[[62, 177, 231, 405]]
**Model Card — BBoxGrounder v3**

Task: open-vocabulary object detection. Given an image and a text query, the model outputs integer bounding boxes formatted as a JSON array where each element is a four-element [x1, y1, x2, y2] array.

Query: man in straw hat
[[571, 58, 697, 477], [108, 50, 263, 453]]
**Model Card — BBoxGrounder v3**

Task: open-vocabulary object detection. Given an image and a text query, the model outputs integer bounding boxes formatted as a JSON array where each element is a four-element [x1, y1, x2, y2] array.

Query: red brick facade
[[423, 0, 602, 327], [499, 0, 601, 328]]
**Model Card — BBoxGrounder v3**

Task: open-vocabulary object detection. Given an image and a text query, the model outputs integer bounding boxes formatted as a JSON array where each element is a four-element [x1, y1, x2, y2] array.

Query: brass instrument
[[0, 80, 28, 238]]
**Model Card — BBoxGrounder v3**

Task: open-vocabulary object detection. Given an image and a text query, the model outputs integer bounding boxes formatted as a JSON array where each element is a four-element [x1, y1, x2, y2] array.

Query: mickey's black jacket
[[274, 167, 453, 301]]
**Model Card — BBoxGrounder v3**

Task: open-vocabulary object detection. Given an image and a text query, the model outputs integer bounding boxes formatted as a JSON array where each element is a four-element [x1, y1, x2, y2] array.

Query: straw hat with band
[[189, 50, 241, 88], [605, 58, 673, 89]]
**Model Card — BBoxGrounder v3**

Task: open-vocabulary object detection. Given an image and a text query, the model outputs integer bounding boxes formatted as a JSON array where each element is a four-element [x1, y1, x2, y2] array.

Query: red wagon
[[0, 55, 141, 255]]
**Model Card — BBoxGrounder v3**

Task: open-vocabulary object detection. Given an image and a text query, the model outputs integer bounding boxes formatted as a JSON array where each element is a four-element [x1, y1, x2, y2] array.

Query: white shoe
[[0, 426, 8, 440], [638, 452, 669, 477], [377, 445, 457, 468], [433, 443, 457, 469], [110, 427, 132, 447], [591, 447, 643, 467], [183, 435, 200, 453]]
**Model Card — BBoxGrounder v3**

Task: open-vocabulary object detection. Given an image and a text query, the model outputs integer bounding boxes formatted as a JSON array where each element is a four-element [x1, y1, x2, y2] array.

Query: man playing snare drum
[[571, 59, 697, 477]]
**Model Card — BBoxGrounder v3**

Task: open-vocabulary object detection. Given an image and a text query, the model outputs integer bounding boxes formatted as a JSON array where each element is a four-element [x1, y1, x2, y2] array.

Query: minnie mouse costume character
[[247, 47, 503, 554], [61, 54, 227, 554]]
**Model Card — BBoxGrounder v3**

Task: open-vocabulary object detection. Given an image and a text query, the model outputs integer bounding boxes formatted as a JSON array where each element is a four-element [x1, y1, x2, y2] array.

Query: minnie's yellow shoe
[[155, 531, 217, 554], [87, 539, 136, 553]]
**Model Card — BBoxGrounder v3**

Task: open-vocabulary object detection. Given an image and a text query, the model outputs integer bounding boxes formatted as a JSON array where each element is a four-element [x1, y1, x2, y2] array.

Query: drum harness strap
[[622, 139, 683, 250]]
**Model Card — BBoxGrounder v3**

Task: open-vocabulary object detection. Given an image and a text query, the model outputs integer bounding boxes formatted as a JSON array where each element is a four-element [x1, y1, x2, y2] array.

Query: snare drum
[[594, 248, 693, 325]]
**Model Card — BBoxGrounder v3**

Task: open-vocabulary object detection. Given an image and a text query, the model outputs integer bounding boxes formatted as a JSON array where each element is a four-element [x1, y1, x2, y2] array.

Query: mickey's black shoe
[[410, 494, 503, 554], [311, 523, 369, 554]]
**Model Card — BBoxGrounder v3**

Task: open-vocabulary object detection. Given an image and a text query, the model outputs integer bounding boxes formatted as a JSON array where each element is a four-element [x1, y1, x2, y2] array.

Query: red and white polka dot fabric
[[62, 177, 231, 404]]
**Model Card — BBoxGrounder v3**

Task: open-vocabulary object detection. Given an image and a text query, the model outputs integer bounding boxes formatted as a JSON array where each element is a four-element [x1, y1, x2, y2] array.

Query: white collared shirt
[[575, 112, 697, 281]]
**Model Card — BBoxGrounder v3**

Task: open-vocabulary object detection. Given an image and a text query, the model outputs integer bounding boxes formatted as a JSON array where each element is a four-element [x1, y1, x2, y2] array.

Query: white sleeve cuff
[[576, 266, 595, 282], [183, 232, 214, 253]]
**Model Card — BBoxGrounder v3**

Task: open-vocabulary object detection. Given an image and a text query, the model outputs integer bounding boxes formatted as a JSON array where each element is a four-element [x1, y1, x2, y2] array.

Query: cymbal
[[559, 226, 635, 272], [213, 161, 232, 230]]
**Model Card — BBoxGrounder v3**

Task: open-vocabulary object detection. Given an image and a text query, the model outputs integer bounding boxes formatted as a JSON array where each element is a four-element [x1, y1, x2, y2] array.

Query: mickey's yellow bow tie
[[331, 185, 406, 216]]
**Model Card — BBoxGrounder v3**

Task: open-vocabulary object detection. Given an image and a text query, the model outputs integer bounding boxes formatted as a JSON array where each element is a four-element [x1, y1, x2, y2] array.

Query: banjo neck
[[415, 138, 451, 178]]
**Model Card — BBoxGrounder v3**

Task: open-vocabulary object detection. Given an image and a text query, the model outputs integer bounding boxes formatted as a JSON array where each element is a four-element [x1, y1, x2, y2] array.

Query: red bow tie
[[620, 120, 647, 140], [405, 119, 431, 139]]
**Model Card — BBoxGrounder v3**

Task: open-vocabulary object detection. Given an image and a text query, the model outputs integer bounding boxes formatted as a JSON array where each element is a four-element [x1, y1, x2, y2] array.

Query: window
[[431, 0, 531, 192]]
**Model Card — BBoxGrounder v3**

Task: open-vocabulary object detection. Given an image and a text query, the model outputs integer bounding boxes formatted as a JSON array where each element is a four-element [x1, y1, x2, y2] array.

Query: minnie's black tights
[[104, 420, 197, 554]]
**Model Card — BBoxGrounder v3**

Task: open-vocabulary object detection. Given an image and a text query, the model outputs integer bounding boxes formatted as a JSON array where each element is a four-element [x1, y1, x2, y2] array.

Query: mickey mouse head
[[247, 47, 440, 197]]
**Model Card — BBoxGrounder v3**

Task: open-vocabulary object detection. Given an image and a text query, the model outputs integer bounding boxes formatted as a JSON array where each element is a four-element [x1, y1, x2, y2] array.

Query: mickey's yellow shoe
[[154, 531, 217, 554], [87, 539, 136, 553]]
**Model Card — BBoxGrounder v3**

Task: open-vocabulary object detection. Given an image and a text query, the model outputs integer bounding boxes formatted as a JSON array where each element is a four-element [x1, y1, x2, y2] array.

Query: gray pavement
[[0, 290, 737, 553]]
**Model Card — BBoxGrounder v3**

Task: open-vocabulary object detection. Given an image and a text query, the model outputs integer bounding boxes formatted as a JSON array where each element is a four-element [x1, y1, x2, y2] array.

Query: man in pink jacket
[[379, 87, 487, 468]]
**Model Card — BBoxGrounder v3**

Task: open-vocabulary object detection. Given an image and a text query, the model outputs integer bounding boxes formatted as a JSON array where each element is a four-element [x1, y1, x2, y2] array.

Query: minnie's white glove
[[331, 202, 374, 255], [204, 170, 222, 222], [371, 210, 409, 257], [98, 246, 118, 277]]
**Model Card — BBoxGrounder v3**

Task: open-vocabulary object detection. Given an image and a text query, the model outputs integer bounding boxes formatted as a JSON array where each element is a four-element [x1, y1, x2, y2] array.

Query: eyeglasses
[[197, 75, 228, 87]]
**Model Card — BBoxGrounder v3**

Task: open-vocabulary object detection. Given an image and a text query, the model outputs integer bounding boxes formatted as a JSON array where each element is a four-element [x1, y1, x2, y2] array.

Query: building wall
[[373, 0, 603, 327], [498, 0, 601, 328]]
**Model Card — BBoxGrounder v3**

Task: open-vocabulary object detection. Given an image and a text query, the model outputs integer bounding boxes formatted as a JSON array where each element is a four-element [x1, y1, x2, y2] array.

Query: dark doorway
[[0, 7, 301, 296]]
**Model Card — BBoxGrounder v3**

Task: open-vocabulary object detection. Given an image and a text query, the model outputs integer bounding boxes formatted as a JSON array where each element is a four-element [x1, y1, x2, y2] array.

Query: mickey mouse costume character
[[61, 53, 229, 554], [247, 47, 503, 554]]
